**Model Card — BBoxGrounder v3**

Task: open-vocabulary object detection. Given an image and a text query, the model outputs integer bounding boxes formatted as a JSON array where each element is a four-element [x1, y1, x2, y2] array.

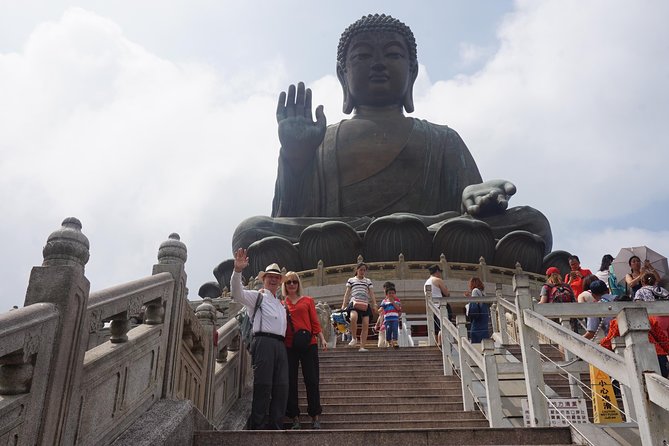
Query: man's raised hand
[[233, 248, 249, 273]]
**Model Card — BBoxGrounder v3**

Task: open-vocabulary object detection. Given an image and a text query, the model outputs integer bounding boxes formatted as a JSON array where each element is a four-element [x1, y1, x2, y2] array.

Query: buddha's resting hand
[[276, 82, 326, 165], [462, 179, 517, 218]]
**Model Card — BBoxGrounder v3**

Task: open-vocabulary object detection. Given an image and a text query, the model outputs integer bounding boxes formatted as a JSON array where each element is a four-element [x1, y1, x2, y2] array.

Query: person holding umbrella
[[625, 255, 661, 298]]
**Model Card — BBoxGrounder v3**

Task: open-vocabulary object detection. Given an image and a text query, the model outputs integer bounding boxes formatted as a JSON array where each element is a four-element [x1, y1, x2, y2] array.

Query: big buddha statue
[[229, 14, 553, 279]]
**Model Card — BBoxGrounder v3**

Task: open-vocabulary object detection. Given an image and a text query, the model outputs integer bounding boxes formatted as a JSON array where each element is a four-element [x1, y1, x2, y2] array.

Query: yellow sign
[[589, 365, 623, 423]]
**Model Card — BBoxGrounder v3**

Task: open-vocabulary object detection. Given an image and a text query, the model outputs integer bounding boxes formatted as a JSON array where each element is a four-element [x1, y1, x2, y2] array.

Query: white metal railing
[[426, 275, 669, 445]]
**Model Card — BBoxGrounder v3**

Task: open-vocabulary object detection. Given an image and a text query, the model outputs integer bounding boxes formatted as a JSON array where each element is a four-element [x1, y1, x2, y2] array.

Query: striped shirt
[[347, 276, 373, 304], [380, 298, 401, 320]]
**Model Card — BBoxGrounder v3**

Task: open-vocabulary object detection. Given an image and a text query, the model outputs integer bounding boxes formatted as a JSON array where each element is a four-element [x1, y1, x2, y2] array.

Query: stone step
[[318, 379, 460, 389], [288, 409, 484, 422], [290, 418, 490, 430], [193, 427, 574, 446], [300, 394, 460, 405], [301, 401, 466, 413], [301, 388, 463, 399], [318, 370, 446, 380]]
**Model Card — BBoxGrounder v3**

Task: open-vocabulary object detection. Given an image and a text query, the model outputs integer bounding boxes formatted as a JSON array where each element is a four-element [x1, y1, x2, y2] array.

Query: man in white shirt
[[424, 264, 451, 346], [231, 248, 288, 430]]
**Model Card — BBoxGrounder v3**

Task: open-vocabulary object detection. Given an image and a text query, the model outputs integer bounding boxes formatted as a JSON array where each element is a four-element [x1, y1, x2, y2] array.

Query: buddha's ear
[[337, 65, 354, 115], [403, 63, 419, 114]]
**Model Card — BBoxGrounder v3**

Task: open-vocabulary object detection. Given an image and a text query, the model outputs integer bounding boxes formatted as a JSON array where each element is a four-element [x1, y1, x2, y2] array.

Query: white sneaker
[[358, 347, 368, 352], [348, 339, 358, 347]]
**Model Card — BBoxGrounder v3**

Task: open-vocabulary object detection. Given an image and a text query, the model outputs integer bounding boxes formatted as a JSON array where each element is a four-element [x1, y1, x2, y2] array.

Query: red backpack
[[549, 284, 575, 303]]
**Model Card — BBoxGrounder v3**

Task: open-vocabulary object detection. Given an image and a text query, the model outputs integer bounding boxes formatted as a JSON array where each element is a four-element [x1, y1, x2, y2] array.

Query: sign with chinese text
[[589, 365, 623, 423]]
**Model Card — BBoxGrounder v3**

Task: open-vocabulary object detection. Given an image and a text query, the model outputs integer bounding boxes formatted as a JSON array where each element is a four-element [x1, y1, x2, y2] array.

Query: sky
[[2, 0, 669, 308]]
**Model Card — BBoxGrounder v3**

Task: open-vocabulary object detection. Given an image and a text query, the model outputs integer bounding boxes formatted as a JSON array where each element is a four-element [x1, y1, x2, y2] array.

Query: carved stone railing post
[[316, 260, 325, 286], [440, 303, 454, 375], [196, 297, 217, 419], [109, 315, 130, 343], [424, 284, 435, 347], [23, 217, 91, 445], [612, 336, 635, 421], [481, 338, 504, 427], [494, 283, 509, 345], [514, 273, 548, 427], [398, 253, 408, 280], [478, 256, 489, 283], [152, 233, 188, 399], [439, 253, 449, 278], [618, 308, 669, 445], [457, 315, 474, 410], [560, 319, 582, 398]]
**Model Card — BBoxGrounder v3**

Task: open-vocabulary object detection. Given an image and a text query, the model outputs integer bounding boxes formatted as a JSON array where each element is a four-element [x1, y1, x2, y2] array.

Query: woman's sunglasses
[[285, 280, 299, 285]]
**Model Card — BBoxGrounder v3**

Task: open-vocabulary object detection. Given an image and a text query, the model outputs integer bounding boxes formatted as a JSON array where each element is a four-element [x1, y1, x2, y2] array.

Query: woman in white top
[[594, 254, 614, 290]]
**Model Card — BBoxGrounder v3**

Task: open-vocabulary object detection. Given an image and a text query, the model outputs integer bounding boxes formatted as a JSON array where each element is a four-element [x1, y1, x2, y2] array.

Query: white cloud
[[0, 8, 284, 306], [415, 0, 669, 222], [2, 2, 669, 308]]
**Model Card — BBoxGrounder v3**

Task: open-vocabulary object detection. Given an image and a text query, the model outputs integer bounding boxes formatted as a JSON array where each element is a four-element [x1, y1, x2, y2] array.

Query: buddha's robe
[[271, 118, 482, 218], [233, 118, 551, 254]]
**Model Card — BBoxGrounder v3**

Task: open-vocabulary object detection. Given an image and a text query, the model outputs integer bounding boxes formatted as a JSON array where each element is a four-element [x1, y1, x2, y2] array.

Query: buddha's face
[[344, 31, 412, 108]]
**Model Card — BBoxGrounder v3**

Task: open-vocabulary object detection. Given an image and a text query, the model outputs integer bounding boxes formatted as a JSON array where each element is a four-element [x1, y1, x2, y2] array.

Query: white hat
[[258, 263, 283, 280]]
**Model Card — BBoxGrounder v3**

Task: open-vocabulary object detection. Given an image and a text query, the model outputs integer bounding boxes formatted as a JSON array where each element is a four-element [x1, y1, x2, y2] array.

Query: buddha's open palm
[[276, 82, 326, 158]]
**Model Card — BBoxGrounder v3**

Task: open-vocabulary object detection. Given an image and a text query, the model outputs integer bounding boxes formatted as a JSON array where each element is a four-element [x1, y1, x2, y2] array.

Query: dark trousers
[[286, 344, 322, 418], [249, 336, 288, 430], [659, 355, 669, 378]]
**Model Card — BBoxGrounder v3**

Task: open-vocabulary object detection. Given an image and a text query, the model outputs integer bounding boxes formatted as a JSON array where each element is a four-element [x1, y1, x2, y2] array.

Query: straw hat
[[258, 263, 283, 280]]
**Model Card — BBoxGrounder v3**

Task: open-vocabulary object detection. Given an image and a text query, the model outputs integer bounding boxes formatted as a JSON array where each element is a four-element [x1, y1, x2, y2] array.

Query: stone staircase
[[193, 344, 574, 445]]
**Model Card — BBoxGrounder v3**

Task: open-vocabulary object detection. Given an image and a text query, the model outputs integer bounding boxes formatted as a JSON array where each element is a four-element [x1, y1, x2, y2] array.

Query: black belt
[[254, 332, 285, 342]]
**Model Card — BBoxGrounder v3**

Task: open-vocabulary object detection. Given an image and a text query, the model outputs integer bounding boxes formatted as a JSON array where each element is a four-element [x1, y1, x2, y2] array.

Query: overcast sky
[[2, 0, 668, 308]]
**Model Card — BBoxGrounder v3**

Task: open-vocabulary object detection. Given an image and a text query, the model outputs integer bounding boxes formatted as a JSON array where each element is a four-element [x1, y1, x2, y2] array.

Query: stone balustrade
[[433, 273, 669, 445], [0, 219, 248, 446]]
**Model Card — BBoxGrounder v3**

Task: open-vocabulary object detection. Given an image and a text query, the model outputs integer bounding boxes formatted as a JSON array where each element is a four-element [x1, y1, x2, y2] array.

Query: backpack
[[236, 293, 263, 351], [550, 284, 575, 303], [608, 265, 627, 297], [651, 286, 669, 300]]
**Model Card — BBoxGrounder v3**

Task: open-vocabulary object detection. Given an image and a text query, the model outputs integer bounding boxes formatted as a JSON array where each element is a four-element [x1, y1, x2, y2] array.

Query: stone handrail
[[86, 272, 174, 345], [0, 219, 236, 446], [0, 303, 60, 445], [434, 271, 669, 444]]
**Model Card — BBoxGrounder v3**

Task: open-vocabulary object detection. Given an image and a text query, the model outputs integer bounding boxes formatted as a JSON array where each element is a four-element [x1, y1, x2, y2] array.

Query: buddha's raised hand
[[276, 82, 327, 162], [462, 179, 517, 218]]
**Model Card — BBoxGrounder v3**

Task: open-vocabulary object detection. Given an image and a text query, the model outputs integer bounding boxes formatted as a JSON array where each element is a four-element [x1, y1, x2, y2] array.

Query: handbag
[[286, 306, 312, 352], [352, 300, 369, 311]]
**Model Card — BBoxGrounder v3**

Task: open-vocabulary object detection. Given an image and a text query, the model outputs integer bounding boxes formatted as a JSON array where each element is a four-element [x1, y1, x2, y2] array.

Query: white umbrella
[[612, 246, 668, 287]]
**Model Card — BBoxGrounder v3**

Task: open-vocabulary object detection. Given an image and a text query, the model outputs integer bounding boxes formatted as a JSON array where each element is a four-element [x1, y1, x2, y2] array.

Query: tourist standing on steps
[[565, 255, 593, 298], [282, 271, 327, 430], [594, 254, 614, 291], [378, 282, 402, 348], [342, 262, 377, 352], [230, 248, 288, 430], [424, 264, 450, 346], [626, 256, 661, 299], [464, 277, 490, 343]]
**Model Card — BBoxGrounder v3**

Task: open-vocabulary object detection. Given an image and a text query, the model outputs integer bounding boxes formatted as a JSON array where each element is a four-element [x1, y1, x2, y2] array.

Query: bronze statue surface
[[228, 14, 553, 280]]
